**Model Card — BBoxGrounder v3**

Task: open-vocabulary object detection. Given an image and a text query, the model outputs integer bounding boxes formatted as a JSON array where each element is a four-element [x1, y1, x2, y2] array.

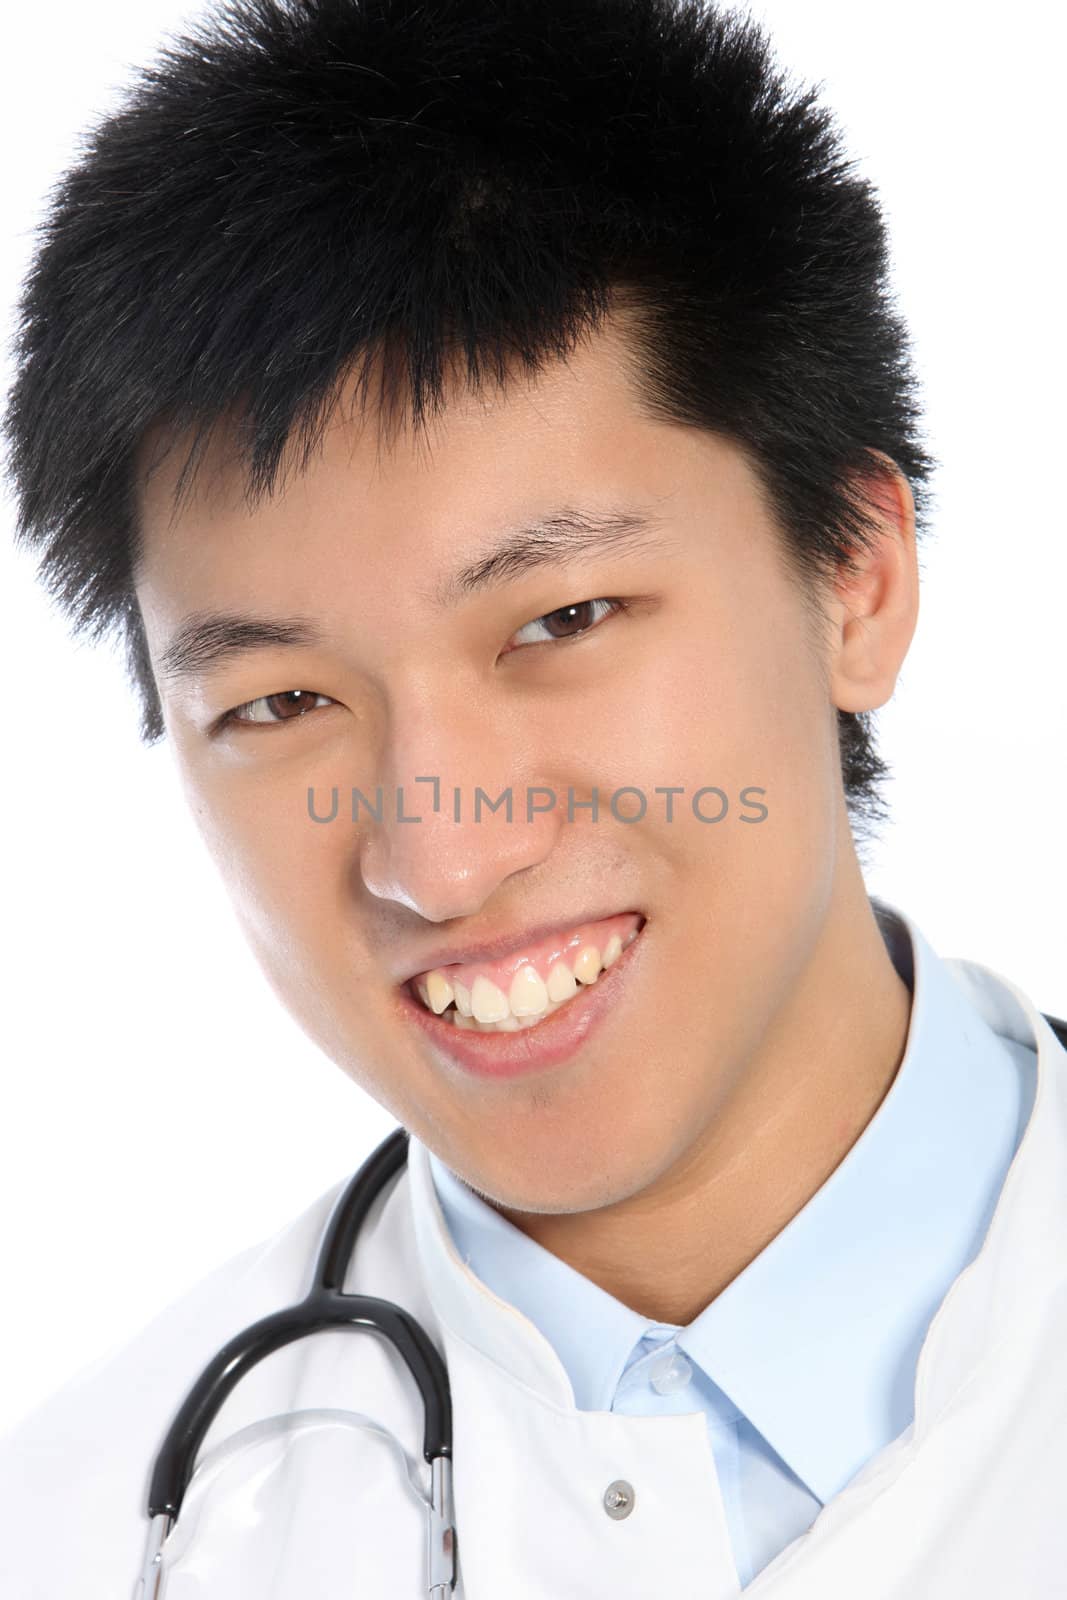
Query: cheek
[[714, 628, 844, 959], [588, 601, 838, 824], [181, 759, 350, 978], [612, 598, 842, 943]]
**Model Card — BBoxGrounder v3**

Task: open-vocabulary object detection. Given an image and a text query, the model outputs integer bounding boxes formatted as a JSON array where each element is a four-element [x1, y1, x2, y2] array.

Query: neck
[[496, 866, 913, 1327]]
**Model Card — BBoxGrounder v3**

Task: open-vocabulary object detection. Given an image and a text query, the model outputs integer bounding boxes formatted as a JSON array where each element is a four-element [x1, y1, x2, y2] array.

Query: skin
[[135, 314, 917, 1327]]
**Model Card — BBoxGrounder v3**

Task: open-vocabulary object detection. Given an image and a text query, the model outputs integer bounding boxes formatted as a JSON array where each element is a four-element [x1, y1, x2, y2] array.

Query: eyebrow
[[426, 504, 671, 608], [157, 612, 324, 687], [157, 503, 670, 685]]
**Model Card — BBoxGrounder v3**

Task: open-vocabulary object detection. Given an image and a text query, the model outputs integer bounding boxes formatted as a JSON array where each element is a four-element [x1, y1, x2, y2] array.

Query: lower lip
[[396, 918, 648, 1080]]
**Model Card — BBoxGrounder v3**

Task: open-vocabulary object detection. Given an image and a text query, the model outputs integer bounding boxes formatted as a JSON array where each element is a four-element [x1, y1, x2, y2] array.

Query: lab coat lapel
[[743, 970, 1067, 1598]]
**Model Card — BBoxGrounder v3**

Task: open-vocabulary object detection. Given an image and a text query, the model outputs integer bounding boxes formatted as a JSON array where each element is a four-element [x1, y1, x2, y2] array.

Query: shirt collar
[[405, 900, 1066, 1500]]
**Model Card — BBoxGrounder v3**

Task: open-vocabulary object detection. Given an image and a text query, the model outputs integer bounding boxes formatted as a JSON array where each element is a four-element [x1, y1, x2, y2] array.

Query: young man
[[2, 1, 1065, 1595]]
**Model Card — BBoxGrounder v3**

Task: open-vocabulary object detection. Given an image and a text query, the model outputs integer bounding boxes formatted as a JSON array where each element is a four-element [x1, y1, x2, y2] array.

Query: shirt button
[[648, 1345, 692, 1394], [603, 1479, 636, 1519]]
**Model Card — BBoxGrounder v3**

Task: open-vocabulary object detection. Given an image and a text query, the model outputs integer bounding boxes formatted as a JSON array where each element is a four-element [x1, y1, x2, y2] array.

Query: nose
[[356, 696, 563, 922]]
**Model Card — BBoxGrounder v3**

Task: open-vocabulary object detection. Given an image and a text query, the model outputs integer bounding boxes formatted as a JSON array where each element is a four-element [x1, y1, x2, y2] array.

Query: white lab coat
[[2, 954, 1067, 1598]]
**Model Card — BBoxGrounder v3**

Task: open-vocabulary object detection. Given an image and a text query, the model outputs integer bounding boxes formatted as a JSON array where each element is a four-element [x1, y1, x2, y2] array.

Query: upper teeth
[[415, 929, 631, 1026], [509, 964, 550, 1016]]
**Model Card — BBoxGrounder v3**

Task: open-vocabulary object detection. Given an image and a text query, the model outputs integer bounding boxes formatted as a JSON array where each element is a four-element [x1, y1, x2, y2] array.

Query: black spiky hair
[[4, 0, 934, 838]]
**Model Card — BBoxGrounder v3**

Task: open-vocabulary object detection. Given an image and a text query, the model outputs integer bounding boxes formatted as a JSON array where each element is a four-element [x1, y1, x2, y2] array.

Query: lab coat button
[[603, 1479, 636, 1519], [649, 1346, 692, 1394]]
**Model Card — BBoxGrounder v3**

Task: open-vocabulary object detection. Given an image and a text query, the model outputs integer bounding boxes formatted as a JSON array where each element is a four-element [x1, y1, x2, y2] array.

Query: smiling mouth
[[406, 915, 647, 1034]]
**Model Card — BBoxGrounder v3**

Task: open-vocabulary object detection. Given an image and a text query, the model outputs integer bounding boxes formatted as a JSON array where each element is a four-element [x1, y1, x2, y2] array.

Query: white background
[[1, 1, 1064, 1434]]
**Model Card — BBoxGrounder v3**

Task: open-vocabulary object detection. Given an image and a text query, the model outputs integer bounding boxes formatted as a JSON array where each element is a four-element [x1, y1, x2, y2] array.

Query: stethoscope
[[136, 1125, 456, 1599], [137, 1005, 1067, 1598]]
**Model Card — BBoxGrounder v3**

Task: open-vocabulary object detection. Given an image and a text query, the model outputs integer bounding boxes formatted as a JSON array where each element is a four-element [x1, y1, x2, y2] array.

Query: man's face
[[135, 320, 855, 1212]]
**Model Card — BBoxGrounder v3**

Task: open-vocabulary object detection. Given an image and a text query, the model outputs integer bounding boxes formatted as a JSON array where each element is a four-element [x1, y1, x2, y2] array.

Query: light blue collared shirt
[[428, 899, 1038, 1587]]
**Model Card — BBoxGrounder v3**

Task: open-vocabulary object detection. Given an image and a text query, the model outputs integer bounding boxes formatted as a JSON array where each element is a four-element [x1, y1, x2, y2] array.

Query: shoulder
[[0, 1173, 354, 1598]]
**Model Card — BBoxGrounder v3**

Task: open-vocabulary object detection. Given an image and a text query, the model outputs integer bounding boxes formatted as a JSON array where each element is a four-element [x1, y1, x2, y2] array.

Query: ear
[[827, 450, 919, 714]]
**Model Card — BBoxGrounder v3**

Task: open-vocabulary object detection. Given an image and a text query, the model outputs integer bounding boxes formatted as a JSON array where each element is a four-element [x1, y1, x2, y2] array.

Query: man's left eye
[[222, 690, 335, 728], [507, 597, 623, 648]]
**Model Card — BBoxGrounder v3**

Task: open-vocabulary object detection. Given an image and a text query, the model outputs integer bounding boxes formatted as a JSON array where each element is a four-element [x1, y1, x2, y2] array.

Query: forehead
[[134, 316, 650, 553]]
